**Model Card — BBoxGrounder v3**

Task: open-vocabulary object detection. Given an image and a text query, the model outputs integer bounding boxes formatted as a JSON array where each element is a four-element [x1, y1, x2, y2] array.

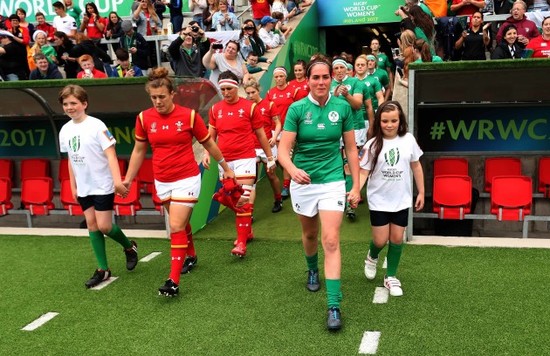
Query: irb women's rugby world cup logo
[[384, 148, 400, 166], [69, 136, 80, 152]]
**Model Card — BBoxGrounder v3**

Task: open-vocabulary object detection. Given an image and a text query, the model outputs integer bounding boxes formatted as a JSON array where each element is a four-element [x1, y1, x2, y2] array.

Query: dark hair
[[34, 53, 47, 61], [58, 84, 88, 105], [54, 31, 72, 47], [8, 14, 20, 21], [408, 5, 434, 41], [146, 67, 175, 93], [218, 70, 239, 82], [115, 48, 129, 61], [368, 101, 408, 177], [225, 39, 240, 51], [413, 39, 432, 62], [16, 8, 27, 16], [247, 51, 258, 58], [35, 11, 46, 18], [305, 55, 331, 78], [502, 24, 518, 36], [107, 11, 122, 28], [543, 16, 550, 27], [52, 1, 65, 10], [85, 2, 101, 17], [294, 59, 306, 70]]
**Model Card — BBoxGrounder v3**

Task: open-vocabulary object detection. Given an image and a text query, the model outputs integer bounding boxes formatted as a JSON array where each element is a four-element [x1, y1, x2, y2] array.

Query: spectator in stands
[[119, 20, 150, 71], [496, 0, 540, 46], [154, 0, 167, 23], [277, 57, 360, 331], [272, 0, 298, 25], [168, 24, 209, 76], [123, 68, 233, 296], [250, 0, 272, 27], [450, 0, 486, 16], [0, 15, 6, 30], [355, 54, 385, 112], [15, 8, 35, 38], [52, 1, 77, 38], [58, 84, 137, 289], [245, 52, 263, 73], [239, 19, 268, 61], [110, 48, 144, 77], [104, 11, 123, 53], [287, 0, 312, 14], [35, 12, 55, 41], [7, 14, 31, 46], [133, 0, 163, 36], [164, 0, 183, 33], [203, 0, 219, 30], [53, 31, 78, 78], [259, 16, 286, 49], [359, 101, 424, 299], [396, 30, 417, 87], [203, 40, 250, 88], [77, 54, 108, 78], [64, 0, 83, 29], [244, 78, 283, 213], [81, 2, 107, 45], [526, 0, 550, 11], [0, 30, 29, 80], [189, 0, 207, 30], [526, 16, 550, 58], [413, 38, 444, 62], [72, 33, 112, 73], [212, 0, 240, 31], [369, 38, 393, 101], [288, 59, 309, 100], [203, 71, 275, 258], [28, 30, 57, 71], [397, 5, 436, 54], [454, 11, 490, 60], [29, 53, 63, 79], [492, 24, 523, 59], [271, 11, 293, 35]]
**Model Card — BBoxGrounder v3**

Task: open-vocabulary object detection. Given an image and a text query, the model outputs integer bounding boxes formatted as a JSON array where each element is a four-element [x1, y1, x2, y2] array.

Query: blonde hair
[[243, 78, 261, 91], [399, 30, 416, 53]]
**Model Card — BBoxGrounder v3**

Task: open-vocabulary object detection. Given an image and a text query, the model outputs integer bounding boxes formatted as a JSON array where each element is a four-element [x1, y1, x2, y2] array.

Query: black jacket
[[168, 36, 209, 77], [119, 31, 150, 70], [491, 41, 522, 60]]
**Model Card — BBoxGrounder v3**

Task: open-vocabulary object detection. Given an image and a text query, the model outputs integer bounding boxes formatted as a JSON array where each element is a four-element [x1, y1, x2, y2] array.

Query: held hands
[[115, 181, 129, 198], [266, 157, 276, 172], [347, 188, 360, 209]]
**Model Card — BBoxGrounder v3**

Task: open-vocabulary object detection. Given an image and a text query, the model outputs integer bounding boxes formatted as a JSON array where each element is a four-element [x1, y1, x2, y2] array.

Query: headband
[[332, 59, 348, 68], [366, 55, 376, 61], [273, 67, 287, 76], [218, 78, 239, 88], [306, 60, 331, 76]]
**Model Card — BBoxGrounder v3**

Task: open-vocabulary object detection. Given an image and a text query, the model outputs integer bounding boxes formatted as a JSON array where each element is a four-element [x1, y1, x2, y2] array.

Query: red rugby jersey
[[266, 84, 298, 127], [288, 78, 309, 101], [252, 99, 280, 149], [135, 105, 210, 183]]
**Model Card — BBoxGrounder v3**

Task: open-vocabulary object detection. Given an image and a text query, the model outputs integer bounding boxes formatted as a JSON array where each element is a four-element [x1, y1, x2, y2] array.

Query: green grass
[[2, 178, 550, 354]]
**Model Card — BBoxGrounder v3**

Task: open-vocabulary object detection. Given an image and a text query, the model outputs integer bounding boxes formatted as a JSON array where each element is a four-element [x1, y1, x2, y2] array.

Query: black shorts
[[78, 193, 115, 212], [369, 208, 409, 227]]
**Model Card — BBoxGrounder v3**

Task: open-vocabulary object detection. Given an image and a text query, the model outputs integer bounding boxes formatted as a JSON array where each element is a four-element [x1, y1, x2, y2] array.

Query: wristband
[[218, 158, 225, 164], [267, 156, 274, 161], [266, 159, 276, 170]]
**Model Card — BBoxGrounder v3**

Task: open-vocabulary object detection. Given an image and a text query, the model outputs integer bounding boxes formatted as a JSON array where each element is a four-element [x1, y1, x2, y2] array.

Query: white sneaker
[[384, 276, 403, 297], [364, 252, 378, 280]]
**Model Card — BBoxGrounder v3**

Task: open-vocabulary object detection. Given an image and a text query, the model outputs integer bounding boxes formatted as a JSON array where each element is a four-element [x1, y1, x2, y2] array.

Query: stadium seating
[[484, 157, 522, 193], [433, 157, 468, 177], [21, 158, 51, 179], [538, 157, 550, 198], [151, 185, 164, 215], [0, 159, 14, 182], [58, 158, 70, 182], [490, 176, 532, 221], [433, 175, 472, 219], [59, 179, 83, 215], [0, 177, 13, 215], [118, 158, 128, 177], [114, 179, 142, 216], [21, 177, 55, 215], [137, 158, 154, 193]]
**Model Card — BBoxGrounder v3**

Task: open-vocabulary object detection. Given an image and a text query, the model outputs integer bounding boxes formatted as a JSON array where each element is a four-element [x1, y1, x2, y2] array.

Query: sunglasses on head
[[244, 27, 255, 30]]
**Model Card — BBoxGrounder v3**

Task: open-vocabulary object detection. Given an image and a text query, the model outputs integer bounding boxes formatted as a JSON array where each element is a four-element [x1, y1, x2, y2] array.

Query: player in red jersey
[[244, 78, 283, 213], [203, 71, 275, 258], [288, 60, 309, 101], [124, 68, 234, 297], [266, 66, 299, 200]]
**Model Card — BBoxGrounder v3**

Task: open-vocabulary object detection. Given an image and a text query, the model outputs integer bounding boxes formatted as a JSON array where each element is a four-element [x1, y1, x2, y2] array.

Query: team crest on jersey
[[103, 129, 114, 141], [317, 123, 325, 130], [162, 124, 169, 130], [260, 107, 266, 115], [304, 111, 313, 124], [384, 148, 400, 166], [218, 110, 223, 119], [328, 111, 339, 123], [69, 135, 80, 152], [286, 92, 291, 98], [150, 122, 157, 133], [238, 108, 245, 117], [176, 121, 183, 132]]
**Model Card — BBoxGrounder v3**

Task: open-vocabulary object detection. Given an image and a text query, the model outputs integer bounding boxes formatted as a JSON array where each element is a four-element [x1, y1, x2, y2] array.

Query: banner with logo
[[317, 0, 403, 26]]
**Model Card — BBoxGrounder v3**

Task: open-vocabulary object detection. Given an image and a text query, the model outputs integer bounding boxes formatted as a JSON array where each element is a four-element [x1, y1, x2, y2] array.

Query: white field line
[[140, 251, 162, 262], [359, 331, 381, 354], [372, 287, 389, 304], [90, 276, 119, 290], [382, 257, 387, 269], [21, 312, 59, 331]]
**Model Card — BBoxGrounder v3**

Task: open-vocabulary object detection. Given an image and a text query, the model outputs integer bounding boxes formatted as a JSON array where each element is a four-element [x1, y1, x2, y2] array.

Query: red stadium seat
[[538, 157, 550, 198], [60, 179, 83, 215], [490, 176, 532, 221], [433, 157, 468, 177], [0, 159, 14, 181], [118, 158, 128, 177], [137, 158, 154, 193], [0, 177, 14, 215], [484, 157, 521, 193], [114, 178, 142, 216], [21, 177, 55, 215], [58, 158, 70, 182], [433, 175, 472, 219], [21, 158, 51, 179], [151, 185, 164, 215]]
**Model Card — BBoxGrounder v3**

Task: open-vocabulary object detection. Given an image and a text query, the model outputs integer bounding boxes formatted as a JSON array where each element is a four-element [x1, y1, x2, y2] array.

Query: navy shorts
[[369, 208, 409, 227], [78, 193, 115, 212]]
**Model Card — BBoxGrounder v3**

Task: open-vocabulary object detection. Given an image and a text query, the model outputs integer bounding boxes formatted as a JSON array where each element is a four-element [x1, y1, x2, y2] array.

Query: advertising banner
[[317, 0, 403, 27], [416, 106, 550, 152]]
